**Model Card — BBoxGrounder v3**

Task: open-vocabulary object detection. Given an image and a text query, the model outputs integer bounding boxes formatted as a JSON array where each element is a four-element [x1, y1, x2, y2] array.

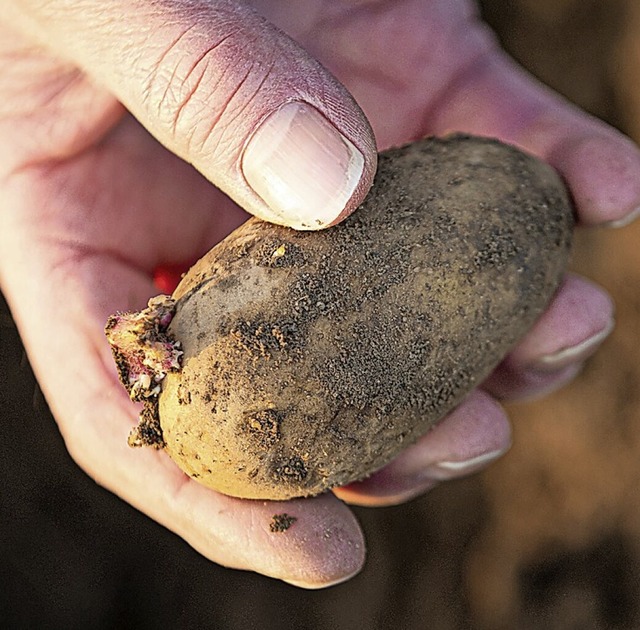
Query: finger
[[8, 0, 376, 230], [483, 273, 614, 400], [80, 375, 365, 589], [334, 390, 511, 507], [428, 46, 640, 227]]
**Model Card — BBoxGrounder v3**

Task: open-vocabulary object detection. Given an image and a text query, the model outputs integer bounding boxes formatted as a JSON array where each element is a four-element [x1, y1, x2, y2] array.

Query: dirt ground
[[3, 1, 640, 628]]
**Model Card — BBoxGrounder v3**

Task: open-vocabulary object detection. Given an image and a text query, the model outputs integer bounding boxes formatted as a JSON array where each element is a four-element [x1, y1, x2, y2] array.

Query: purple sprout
[[105, 295, 183, 402]]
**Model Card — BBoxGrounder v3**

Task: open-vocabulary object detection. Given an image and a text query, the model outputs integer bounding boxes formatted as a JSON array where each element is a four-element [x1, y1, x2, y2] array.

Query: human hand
[[1, 0, 638, 588]]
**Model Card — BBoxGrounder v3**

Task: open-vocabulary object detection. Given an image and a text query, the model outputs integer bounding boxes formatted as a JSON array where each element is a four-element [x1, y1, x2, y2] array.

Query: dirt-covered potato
[[106, 134, 573, 500]]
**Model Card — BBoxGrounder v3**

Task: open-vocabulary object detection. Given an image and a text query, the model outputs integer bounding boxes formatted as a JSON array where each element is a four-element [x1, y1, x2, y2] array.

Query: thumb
[[12, 0, 377, 230]]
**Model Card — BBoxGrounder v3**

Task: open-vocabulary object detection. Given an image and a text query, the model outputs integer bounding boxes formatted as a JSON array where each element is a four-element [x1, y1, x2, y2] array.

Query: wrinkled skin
[[0, 0, 635, 587]]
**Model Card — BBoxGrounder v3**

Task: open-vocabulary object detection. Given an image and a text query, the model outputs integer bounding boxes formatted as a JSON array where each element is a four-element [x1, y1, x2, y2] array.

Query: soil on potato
[[3, 1, 640, 628], [159, 135, 571, 500]]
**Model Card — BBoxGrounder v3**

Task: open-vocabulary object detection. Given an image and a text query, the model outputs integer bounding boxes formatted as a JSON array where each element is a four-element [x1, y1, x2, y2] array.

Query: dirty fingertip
[[254, 494, 366, 588]]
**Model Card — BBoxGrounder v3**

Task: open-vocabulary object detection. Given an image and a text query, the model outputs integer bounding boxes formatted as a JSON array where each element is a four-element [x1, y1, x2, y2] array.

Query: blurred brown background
[[3, 1, 640, 628]]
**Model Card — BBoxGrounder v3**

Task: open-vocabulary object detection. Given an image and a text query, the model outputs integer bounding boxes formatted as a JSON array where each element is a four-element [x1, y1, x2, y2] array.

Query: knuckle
[[142, 29, 276, 159]]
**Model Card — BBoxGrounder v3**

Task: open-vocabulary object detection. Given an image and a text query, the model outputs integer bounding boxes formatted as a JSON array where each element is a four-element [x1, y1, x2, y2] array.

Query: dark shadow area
[[519, 535, 640, 630]]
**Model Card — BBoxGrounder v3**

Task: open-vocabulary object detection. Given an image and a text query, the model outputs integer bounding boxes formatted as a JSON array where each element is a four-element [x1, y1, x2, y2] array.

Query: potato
[[106, 134, 573, 500]]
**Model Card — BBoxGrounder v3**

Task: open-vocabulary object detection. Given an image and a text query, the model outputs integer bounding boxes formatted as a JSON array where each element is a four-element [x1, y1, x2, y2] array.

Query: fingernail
[[284, 572, 359, 590], [606, 206, 640, 229], [534, 318, 614, 371], [427, 448, 507, 481], [242, 101, 365, 230]]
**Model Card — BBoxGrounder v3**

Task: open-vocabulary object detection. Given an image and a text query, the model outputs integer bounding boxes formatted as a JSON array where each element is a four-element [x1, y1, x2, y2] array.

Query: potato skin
[[160, 135, 573, 500]]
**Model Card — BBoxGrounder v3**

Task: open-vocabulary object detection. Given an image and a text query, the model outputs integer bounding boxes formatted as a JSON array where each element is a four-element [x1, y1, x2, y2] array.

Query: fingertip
[[484, 273, 614, 400], [606, 205, 640, 229], [547, 130, 640, 227], [334, 391, 511, 507], [257, 494, 366, 588], [533, 318, 614, 371], [164, 481, 366, 588], [484, 362, 584, 402], [508, 274, 614, 363]]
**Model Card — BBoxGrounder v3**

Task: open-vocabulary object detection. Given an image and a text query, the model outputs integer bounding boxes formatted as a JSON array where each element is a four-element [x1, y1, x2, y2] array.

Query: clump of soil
[[269, 514, 298, 533]]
